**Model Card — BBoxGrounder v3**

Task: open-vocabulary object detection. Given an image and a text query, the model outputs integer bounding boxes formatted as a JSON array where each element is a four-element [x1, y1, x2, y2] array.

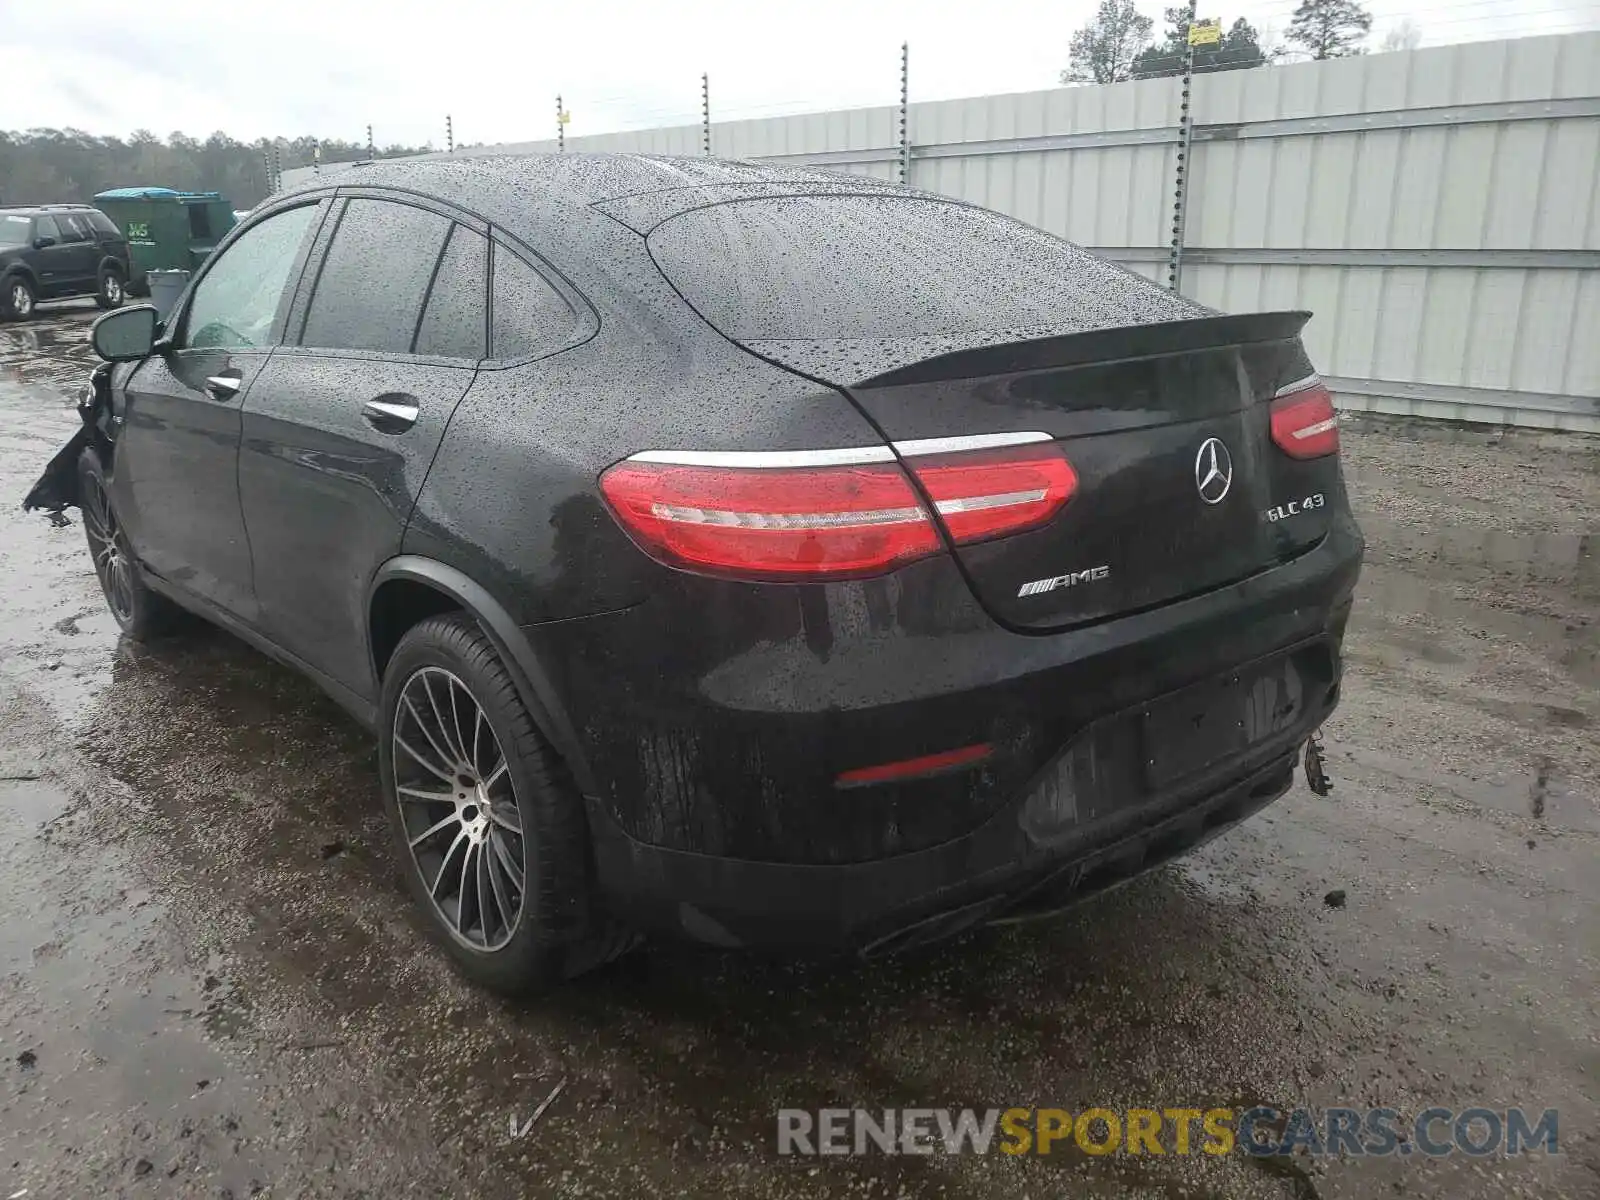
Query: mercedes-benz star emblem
[[1194, 437, 1233, 505]]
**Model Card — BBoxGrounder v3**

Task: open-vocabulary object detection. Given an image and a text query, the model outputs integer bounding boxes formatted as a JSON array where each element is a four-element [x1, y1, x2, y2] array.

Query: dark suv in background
[[0, 204, 131, 319]]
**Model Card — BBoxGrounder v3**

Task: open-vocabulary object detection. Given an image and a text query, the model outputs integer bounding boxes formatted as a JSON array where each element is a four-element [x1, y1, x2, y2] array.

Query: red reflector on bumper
[[834, 743, 994, 788]]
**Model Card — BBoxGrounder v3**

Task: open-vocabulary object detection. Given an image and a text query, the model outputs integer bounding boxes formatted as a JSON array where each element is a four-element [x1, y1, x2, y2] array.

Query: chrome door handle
[[204, 373, 241, 400], [362, 396, 420, 434]]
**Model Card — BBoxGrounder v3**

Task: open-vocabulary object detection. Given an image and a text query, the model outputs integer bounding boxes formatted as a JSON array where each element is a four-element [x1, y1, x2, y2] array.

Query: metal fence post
[[557, 95, 566, 152], [898, 42, 910, 185], [446, 115, 454, 154], [701, 73, 712, 155], [1167, 4, 1199, 291], [312, 139, 320, 176], [366, 124, 375, 160], [270, 143, 282, 192], [262, 148, 273, 194]]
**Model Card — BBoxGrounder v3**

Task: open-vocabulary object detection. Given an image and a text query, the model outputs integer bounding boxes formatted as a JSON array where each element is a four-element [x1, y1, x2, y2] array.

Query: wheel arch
[[367, 557, 597, 796], [2, 262, 39, 288]]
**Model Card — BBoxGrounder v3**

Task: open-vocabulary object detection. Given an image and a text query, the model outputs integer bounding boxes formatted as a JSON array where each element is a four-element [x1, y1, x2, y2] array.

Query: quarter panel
[[403, 303, 892, 626]]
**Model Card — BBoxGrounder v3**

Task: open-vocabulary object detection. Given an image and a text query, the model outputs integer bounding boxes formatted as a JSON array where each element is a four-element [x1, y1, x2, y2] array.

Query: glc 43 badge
[[1265, 493, 1326, 522]]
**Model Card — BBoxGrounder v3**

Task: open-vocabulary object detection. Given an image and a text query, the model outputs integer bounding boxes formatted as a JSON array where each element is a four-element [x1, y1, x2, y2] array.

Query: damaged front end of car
[[22, 361, 114, 515]]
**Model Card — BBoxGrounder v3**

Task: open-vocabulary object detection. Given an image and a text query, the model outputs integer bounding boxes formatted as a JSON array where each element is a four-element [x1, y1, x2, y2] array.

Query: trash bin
[[146, 270, 191, 322], [91, 187, 237, 296]]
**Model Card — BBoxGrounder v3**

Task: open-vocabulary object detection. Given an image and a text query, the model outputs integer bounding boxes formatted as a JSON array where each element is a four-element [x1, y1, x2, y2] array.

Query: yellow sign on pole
[[557, 111, 571, 125], [1188, 18, 1222, 46]]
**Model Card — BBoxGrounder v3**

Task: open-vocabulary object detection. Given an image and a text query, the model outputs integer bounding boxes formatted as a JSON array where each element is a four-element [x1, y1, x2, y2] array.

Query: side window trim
[[170, 197, 332, 353], [283, 197, 349, 347], [334, 185, 489, 237], [407, 222, 457, 355], [483, 232, 597, 367]]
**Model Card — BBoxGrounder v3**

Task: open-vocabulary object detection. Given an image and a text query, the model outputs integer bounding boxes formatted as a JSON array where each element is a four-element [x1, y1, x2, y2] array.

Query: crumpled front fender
[[22, 361, 113, 514]]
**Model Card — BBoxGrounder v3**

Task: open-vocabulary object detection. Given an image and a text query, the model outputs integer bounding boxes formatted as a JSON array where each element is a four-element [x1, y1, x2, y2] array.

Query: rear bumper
[[588, 647, 1329, 952], [532, 512, 1360, 850]]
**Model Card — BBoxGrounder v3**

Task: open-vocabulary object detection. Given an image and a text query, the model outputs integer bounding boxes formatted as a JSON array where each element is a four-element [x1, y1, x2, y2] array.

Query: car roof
[[275, 154, 930, 290], [280, 152, 920, 235], [0, 204, 98, 215], [295, 152, 874, 205]]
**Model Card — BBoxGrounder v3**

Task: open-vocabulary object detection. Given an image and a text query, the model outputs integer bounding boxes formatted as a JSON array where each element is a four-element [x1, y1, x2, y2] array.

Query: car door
[[53, 213, 100, 291], [28, 216, 73, 296], [238, 195, 487, 697], [112, 200, 326, 625]]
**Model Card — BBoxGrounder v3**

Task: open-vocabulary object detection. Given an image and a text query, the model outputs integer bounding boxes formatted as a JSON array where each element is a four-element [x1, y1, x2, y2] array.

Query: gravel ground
[[1, 304, 1596, 1199]]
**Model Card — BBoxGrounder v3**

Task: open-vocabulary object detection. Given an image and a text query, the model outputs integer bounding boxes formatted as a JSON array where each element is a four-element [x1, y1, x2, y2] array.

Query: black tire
[[95, 264, 126, 310], [77, 447, 182, 639], [378, 613, 633, 994], [1, 274, 36, 321]]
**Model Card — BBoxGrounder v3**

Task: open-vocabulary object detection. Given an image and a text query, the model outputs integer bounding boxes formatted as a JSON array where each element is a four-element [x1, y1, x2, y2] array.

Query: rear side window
[[87, 210, 122, 237], [57, 213, 92, 242], [490, 244, 576, 360], [301, 199, 451, 354], [649, 194, 1183, 341], [414, 225, 488, 359]]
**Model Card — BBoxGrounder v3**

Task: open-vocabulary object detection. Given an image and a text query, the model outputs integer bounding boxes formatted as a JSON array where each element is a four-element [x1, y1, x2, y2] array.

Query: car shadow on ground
[[79, 621, 1320, 1174]]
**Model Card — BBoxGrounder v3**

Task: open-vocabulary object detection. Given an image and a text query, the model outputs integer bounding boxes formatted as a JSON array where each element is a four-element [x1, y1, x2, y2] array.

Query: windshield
[[0, 215, 32, 247]]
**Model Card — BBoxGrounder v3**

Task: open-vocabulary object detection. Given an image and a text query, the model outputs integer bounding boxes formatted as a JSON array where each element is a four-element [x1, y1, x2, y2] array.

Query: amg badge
[[1018, 565, 1110, 597]]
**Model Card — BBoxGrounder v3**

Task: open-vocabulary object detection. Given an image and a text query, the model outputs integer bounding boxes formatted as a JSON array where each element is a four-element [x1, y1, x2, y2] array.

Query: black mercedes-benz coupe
[[27, 154, 1362, 993]]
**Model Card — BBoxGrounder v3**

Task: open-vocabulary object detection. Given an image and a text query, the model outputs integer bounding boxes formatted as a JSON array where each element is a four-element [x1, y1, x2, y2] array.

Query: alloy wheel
[[10, 282, 32, 317], [104, 275, 123, 305], [82, 470, 136, 623], [391, 666, 527, 951]]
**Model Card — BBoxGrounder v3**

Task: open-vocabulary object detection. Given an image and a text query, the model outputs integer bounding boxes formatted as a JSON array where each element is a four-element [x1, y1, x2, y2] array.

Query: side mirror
[[91, 304, 160, 362], [33, 235, 57, 249]]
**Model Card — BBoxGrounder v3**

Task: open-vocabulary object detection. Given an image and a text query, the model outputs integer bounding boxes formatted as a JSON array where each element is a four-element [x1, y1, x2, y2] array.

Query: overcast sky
[[9, 0, 1594, 147]]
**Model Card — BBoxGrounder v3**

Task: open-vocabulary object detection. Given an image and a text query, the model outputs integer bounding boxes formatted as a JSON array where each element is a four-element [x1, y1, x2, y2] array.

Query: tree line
[[0, 0, 1409, 209], [1066, 0, 1385, 86], [0, 131, 438, 209]]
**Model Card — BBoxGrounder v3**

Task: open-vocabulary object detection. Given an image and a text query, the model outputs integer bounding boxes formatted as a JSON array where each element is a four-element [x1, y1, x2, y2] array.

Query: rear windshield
[[648, 194, 1187, 342]]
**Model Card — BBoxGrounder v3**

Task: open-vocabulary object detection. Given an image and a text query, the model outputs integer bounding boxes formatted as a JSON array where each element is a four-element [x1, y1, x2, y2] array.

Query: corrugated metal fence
[[284, 33, 1600, 432]]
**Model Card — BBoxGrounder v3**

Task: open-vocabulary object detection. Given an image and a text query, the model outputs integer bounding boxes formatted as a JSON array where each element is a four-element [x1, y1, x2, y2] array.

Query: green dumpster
[[91, 187, 237, 296]]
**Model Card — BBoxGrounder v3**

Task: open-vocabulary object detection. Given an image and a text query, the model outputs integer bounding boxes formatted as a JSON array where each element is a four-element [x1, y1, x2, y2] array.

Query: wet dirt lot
[[1, 304, 1596, 1199]]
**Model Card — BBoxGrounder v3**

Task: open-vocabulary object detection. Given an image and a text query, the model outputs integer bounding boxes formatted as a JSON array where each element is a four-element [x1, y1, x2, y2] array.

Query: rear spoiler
[[855, 311, 1313, 389]]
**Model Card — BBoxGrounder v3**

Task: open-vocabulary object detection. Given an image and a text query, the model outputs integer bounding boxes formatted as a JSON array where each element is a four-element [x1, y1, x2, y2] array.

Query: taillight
[[1270, 376, 1339, 459], [599, 435, 1076, 580], [904, 443, 1077, 543]]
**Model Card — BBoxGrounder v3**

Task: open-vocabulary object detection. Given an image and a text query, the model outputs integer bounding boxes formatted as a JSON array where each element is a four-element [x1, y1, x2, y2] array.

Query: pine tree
[[1286, 0, 1373, 60], [1131, 11, 1268, 79], [1063, 0, 1156, 85]]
